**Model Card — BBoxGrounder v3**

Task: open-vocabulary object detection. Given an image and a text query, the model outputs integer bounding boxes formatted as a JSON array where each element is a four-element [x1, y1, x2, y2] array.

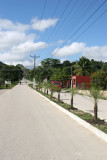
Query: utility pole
[[30, 54, 40, 88]]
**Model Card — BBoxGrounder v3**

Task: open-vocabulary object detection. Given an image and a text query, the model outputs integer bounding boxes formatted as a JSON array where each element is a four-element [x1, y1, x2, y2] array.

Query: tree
[[69, 88, 78, 109], [62, 60, 71, 67], [91, 70, 107, 89], [89, 84, 104, 120], [74, 56, 91, 76], [41, 58, 61, 68], [49, 84, 61, 101], [50, 68, 63, 81], [0, 65, 23, 82]]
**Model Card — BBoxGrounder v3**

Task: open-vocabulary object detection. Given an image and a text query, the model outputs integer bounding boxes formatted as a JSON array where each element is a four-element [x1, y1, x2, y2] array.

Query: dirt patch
[[86, 119, 106, 125]]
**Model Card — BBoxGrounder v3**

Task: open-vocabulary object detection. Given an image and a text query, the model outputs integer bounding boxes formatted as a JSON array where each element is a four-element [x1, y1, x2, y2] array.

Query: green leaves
[[74, 56, 91, 76]]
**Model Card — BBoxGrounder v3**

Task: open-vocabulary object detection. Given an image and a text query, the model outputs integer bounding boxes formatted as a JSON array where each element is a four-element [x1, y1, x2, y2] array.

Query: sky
[[0, 0, 107, 68]]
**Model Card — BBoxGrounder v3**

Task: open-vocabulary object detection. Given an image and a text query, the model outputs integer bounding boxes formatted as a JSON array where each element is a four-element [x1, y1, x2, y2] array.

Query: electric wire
[[51, 0, 107, 57], [45, 0, 72, 43], [51, 0, 86, 41], [61, 0, 98, 40], [41, 0, 61, 41], [73, 9, 107, 42], [45, 0, 97, 57], [37, 0, 47, 31]]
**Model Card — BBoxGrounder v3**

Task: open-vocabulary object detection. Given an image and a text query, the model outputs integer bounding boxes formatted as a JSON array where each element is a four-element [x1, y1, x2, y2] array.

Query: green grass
[[29, 85, 107, 134], [0, 82, 18, 89]]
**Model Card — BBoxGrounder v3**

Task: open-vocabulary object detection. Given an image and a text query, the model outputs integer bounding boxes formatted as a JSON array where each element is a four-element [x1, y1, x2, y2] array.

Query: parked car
[[51, 81, 62, 88]]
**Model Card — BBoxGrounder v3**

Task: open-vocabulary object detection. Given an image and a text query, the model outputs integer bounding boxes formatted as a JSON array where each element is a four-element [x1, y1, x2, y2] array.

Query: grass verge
[[0, 82, 18, 89]]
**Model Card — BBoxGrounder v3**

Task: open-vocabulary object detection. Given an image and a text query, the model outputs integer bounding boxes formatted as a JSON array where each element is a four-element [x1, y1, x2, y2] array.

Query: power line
[[52, 0, 107, 57], [73, 9, 107, 42], [51, 0, 82, 41], [37, 0, 47, 31], [46, 0, 97, 57], [51, 0, 61, 18], [45, 0, 72, 43], [41, 0, 61, 41], [62, 0, 98, 40]]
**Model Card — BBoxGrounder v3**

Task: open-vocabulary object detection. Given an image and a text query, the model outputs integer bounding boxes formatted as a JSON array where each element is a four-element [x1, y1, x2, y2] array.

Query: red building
[[72, 76, 91, 89]]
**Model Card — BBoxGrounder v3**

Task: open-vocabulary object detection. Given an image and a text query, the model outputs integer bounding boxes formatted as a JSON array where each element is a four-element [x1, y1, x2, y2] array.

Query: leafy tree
[[102, 62, 107, 73], [62, 60, 71, 67], [50, 68, 63, 81], [90, 59, 103, 73], [41, 58, 61, 68], [0, 65, 23, 82], [74, 56, 91, 76], [91, 70, 107, 89]]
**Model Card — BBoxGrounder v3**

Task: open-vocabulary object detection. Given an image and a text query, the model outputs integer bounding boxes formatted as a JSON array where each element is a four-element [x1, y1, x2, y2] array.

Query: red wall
[[72, 76, 91, 88]]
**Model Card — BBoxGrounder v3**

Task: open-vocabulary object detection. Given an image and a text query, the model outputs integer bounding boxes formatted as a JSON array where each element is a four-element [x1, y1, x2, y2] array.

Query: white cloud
[[31, 17, 58, 31], [0, 41, 47, 65], [83, 46, 107, 61], [0, 17, 59, 67], [0, 31, 36, 52], [0, 41, 47, 60], [52, 42, 107, 62], [0, 19, 29, 32], [5, 60, 34, 68], [52, 42, 85, 57]]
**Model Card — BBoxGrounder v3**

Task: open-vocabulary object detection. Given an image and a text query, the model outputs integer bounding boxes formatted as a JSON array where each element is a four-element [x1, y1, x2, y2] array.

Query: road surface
[[0, 84, 107, 160]]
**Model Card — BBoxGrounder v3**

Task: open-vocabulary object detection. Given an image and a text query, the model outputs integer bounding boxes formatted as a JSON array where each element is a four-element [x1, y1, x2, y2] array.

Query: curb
[[33, 89, 107, 143]]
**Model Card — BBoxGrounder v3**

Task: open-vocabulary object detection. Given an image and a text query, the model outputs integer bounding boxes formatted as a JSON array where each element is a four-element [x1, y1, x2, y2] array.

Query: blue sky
[[0, 0, 107, 67]]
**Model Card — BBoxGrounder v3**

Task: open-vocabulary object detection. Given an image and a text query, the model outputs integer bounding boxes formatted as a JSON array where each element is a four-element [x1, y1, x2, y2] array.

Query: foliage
[[89, 84, 104, 120], [28, 57, 107, 89], [0, 65, 23, 82], [74, 56, 91, 76], [91, 70, 107, 89], [68, 87, 78, 109], [41, 58, 61, 68]]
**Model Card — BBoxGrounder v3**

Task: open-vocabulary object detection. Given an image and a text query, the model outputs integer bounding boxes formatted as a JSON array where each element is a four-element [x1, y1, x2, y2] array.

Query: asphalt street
[[0, 84, 107, 160]]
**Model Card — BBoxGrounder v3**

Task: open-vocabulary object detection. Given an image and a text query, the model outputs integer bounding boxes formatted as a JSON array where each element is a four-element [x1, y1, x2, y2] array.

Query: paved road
[[0, 89, 7, 95], [51, 90, 107, 122], [0, 84, 107, 160]]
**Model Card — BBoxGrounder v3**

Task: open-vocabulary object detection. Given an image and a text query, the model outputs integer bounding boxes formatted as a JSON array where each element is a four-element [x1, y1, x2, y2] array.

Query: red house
[[72, 76, 91, 89]]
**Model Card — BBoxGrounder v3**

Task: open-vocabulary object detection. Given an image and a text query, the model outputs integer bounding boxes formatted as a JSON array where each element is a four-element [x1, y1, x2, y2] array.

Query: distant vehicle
[[51, 81, 62, 88]]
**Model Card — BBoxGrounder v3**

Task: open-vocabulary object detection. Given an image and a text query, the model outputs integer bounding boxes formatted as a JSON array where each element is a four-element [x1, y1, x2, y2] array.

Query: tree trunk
[[94, 102, 98, 120], [71, 95, 73, 109], [47, 89, 48, 95], [51, 90, 53, 98], [58, 91, 60, 102]]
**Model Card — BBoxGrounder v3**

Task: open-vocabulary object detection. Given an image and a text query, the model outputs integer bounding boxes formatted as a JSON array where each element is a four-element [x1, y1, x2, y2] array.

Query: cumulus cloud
[[83, 46, 107, 61], [0, 17, 51, 66], [0, 31, 36, 52], [0, 41, 47, 63], [31, 17, 58, 31], [0, 18, 30, 32], [52, 42, 85, 57], [52, 42, 107, 62]]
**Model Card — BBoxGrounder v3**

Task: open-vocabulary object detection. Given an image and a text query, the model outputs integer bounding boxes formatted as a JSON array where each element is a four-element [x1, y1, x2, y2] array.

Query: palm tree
[[74, 56, 91, 76], [89, 84, 104, 120], [43, 83, 50, 95], [69, 88, 78, 109]]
